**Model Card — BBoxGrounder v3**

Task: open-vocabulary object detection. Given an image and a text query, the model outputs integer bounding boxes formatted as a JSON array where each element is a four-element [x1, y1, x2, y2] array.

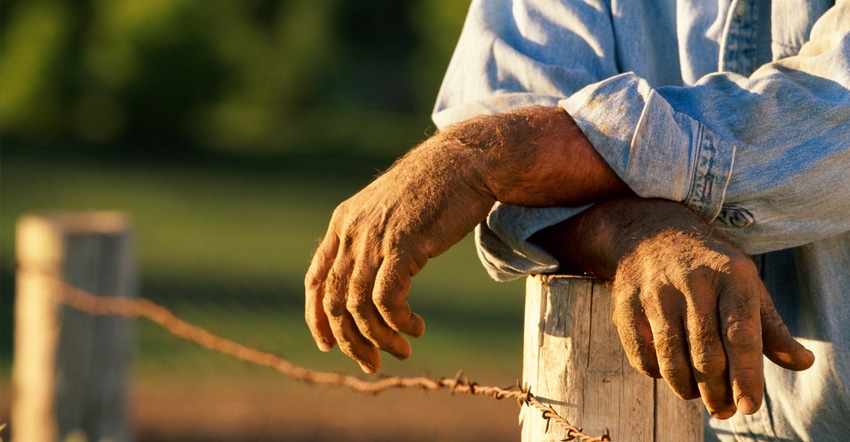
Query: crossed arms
[[304, 106, 814, 419], [304, 0, 849, 424]]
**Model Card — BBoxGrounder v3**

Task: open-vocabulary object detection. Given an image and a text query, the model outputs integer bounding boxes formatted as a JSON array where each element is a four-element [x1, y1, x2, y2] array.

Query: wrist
[[531, 198, 716, 280], [412, 132, 497, 208], [391, 134, 497, 226]]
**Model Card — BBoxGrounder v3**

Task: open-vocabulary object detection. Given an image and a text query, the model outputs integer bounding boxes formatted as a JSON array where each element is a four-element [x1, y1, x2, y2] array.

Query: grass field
[[0, 146, 527, 440]]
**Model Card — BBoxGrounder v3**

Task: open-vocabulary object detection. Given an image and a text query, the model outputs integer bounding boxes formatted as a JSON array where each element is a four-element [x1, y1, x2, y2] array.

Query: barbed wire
[[55, 282, 611, 442]]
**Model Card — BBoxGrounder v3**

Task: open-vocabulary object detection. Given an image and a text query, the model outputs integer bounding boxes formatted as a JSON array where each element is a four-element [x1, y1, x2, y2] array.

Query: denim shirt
[[433, 0, 850, 440]]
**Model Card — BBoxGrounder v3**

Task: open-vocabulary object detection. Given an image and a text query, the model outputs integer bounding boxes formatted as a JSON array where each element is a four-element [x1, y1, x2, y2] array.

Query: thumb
[[760, 288, 815, 371]]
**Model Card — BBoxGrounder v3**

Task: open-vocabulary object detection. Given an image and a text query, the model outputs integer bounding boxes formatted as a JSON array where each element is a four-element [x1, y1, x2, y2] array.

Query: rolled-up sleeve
[[560, 74, 738, 222], [560, 7, 850, 255]]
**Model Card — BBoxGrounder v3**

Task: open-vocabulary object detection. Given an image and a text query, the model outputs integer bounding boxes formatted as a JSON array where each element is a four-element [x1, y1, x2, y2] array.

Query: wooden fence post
[[13, 212, 136, 442], [521, 275, 703, 442]]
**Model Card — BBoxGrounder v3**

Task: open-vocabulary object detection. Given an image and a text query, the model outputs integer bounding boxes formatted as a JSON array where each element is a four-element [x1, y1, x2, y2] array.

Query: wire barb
[[54, 281, 613, 441]]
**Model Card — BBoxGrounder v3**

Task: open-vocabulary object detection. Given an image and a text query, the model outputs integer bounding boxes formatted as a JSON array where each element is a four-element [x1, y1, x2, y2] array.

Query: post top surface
[[21, 211, 133, 234]]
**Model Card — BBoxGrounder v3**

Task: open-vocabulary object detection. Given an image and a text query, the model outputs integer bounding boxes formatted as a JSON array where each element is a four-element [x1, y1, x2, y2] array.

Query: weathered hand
[[306, 107, 632, 373], [609, 212, 815, 419], [531, 198, 815, 419], [304, 136, 495, 373]]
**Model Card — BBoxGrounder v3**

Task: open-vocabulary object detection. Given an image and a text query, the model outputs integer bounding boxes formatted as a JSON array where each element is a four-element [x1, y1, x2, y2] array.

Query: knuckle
[[322, 295, 346, 317], [349, 276, 372, 299], [688, 322, 726, 376], [709, 252, 735, 271], [761, 305, 786, 329], [330, 202, 350, 221], [304, 268, 324, 292], [655, 333, 689, 381], [342, 232, 355, 249], [658, 363, 683, 384], [372, 290, 394, 311], [691, 350, 727, 376], [722, 254, 757, 275], [325, 270, 343, 289], [373, 278, 408, 313], [612, 284, 640, 308], [345, 296, 369, 317], [656, 329, 685, 355], [725, 322, 761, 351]]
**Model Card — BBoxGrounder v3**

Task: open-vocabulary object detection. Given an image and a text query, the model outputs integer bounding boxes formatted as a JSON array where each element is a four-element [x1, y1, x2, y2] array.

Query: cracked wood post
[[521, 275, 703, 442], [13, 212, 136, 442]]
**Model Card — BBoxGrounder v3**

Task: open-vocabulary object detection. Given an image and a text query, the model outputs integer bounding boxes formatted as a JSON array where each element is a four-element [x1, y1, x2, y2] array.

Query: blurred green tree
[[0, 0, 471, 156]]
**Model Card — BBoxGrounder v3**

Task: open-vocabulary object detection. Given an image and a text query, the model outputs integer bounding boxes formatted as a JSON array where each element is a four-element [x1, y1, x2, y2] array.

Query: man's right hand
[[305, 106, 632, 373], [304, 135, 496, 373]]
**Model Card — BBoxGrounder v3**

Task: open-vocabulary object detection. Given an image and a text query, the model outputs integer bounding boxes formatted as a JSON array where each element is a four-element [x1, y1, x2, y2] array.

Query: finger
[[646, 286, 699, 401], [321, 240, 383, 372], [684, 281, 733, 418], [347, 260, 413, 360], [651, 316, 700, 401], [305, 234, 339, 351], [612, 284, 660, 378], [373, 255, 425, 338], [760, 289, 815, 371], [330, 308, 383, 373], [718, 276, 765, 416]]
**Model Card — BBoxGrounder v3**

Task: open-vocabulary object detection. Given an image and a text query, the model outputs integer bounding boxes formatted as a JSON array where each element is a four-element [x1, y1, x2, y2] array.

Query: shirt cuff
[[474, 202, 590, 281], [560, 72, 736, 221]]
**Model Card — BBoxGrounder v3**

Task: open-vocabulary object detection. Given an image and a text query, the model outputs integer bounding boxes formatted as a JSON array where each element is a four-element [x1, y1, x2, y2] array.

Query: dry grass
[[0, 374, 522, 441]]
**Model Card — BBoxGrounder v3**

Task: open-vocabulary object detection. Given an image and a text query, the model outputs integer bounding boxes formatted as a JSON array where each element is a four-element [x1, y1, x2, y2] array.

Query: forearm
[[437, 106, 632, 207]]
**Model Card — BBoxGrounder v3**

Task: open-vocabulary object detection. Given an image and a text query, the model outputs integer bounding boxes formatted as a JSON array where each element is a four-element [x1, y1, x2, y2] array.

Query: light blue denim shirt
[[433, 0, 850, 440]]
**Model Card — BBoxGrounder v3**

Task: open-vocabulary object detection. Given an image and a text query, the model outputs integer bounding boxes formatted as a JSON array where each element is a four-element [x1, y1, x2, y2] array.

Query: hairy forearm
[[436, 106, 632, 207]]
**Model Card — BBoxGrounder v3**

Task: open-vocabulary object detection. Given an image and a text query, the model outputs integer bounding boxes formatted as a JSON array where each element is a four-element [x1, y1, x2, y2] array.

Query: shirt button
[[718, 207, 754, 227], [735, 0, 747, 17]]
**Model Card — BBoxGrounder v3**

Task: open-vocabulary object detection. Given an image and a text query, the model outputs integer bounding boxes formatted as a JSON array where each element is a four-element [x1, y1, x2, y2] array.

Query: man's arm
[[305, 107, 630, 373], [305, 106, 815, 421], [530, 197, 815, 418]]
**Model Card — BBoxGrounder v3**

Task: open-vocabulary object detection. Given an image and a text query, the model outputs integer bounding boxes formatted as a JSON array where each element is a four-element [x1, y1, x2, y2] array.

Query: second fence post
[[521, 275, 703, 442], [13, 212, 136, 442]]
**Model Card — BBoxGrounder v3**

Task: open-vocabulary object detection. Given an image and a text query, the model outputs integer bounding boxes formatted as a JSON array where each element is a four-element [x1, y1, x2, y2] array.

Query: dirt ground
[[1, 375, 522, 441]]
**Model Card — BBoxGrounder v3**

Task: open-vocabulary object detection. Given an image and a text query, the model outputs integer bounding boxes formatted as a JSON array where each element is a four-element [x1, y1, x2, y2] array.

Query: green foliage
[[0, 0, 505, 382], [0, 0, 472, 155], [1, 0, 72, 135]]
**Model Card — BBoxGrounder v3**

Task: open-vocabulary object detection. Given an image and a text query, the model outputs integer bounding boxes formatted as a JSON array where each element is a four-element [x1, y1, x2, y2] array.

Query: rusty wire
[[55, 282, 611, 442]]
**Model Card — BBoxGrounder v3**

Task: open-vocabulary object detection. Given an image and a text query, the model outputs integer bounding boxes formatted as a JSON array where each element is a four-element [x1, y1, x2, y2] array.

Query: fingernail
[[360, 361, 375, 373], [737, 396, 757, 414], [709, 409, 735, 420], [317, 338, 332, 352]]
